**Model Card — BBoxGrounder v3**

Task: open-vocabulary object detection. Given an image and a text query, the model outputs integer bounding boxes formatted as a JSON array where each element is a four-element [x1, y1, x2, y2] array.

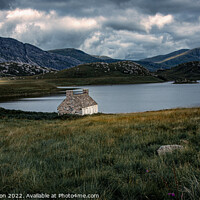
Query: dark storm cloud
[[104, 21, 144, 32], [0, 0, 15, 10], [112, 0, 200, 15], [0, 0, 200, 59], [12, 0, 103, 16], [12, 0, 200, 16]]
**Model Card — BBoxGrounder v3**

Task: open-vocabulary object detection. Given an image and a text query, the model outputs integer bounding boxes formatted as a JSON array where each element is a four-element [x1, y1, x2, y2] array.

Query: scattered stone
[[157, 145, 184, 155], [180, 139, 189, 144], [0, 62, 57, 77]]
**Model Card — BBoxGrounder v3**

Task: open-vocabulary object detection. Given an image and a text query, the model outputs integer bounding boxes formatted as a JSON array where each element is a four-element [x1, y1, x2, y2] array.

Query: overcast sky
[[0, 0, 200, 60]]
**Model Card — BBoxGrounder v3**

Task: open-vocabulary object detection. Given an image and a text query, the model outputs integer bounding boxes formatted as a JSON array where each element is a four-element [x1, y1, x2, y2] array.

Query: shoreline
[[1, 106, 200, 119], [0, 78, 165, 101]]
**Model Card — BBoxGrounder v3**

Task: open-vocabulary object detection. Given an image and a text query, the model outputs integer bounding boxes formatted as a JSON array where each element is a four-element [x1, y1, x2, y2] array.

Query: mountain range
[[136, 48, 200, 71], [0, 36, 200, 77], [0, 37, 83, 70], [48, 48, 120, 64], [0, 37, 119, 72]]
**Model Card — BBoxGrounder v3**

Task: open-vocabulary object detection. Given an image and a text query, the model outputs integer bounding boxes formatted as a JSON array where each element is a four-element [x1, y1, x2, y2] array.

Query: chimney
[[66, 90, 73, 97], [83, 89, 89, 95]]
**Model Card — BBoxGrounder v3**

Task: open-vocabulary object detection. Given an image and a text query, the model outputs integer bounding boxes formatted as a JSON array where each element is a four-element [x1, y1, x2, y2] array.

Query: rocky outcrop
[[157, 145, 184, 155], [89, 61, 151, 76], [0, 62, 57, 77], [112, 61, 151, 75]]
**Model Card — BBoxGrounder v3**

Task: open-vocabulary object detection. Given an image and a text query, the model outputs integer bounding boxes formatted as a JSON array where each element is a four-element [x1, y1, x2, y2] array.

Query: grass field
[[0, 79, 58, 101], [0, 107, 200, 199], [43, 76, 162, 86]]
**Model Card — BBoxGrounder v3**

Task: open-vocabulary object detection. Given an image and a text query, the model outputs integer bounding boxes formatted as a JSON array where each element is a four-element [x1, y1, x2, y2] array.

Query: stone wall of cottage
[[57, 89, 98, 115], [58, 105, 82, 115]]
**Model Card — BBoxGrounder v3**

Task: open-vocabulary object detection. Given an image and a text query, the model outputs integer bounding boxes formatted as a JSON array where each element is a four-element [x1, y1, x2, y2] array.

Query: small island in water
[[173, 78, 198, 84]]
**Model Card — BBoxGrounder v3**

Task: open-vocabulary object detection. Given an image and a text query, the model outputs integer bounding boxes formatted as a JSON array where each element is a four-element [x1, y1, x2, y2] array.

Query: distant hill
[[134, 60, 170, 72], [156, 61, 200, 80], [44, 61, 151, 78], [139, 48, 200, 71], [0, 37, 82, 70], [48, 48, 120, 64], [0, 62, 57, 77], [41, 61, 163, 85], [141, 49, 189, 63], [48, 48, 100, 63], [159, 48, 200, 66]]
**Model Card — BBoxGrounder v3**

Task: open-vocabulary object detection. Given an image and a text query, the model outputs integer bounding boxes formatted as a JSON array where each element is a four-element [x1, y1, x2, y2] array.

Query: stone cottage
[[57, 89, 98, 115]]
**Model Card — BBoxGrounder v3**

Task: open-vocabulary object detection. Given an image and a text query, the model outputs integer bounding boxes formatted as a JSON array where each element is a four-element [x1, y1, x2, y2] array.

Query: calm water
[[1, 82, 200, 113]]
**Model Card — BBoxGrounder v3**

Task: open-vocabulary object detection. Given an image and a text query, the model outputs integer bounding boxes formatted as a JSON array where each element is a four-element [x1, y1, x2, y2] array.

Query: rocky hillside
[[103, 61, 151, 76], [44, 61, 152, 79], [0, 37, 81, 70], [0, 62, 57, 77], [156, 61, 200, 80]]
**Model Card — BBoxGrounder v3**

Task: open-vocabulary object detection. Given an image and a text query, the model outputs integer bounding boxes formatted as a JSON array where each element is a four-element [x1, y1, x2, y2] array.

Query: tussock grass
[[0, 108, 200, 199]]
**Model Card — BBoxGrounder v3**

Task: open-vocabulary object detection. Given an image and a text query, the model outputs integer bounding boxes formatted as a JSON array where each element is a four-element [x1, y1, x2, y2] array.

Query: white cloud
[[6, 8, 43, 21], [0, 8, 100, 49], [171, 21, 200, 37], [80, 30, 167, 59], [0, 4, 199, 60], [142, 13, 174, 32]]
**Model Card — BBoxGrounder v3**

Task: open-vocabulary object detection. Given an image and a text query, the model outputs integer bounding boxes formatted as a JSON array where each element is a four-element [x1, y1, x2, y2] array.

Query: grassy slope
[[43, 62, 147, 78], [44, 76, 162, 87], [41, 62, 163, 86], [0, 108, 200, 199], [156, 51, 189, 64], [157, 61, 200, 80], [0, 79, 58, 100]]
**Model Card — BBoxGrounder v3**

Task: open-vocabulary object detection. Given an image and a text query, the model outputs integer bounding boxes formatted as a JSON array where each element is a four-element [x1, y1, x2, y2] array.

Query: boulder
[[157, 145, 184, 155]]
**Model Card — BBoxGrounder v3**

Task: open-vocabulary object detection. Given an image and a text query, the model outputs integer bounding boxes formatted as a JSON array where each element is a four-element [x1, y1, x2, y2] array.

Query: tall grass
[[0, 108, 200, 199]]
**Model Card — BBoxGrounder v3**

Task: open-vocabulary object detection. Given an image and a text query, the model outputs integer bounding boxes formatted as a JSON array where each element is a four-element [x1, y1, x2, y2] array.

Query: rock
[[157, 145, 184, 155], [180, 139, 189, 144]]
